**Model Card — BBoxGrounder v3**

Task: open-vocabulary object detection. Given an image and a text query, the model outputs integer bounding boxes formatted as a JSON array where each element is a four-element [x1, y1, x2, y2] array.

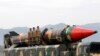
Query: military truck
[[4, 42, 100, 56], [3, 25, 97, 56]]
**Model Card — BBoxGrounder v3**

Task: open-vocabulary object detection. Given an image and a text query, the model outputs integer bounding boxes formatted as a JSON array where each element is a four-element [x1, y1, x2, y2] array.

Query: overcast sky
[[0, 0, 100, 29]]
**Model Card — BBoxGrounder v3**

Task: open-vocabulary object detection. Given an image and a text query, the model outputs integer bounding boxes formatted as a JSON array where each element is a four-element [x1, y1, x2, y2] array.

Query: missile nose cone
[[70, 27, 97, 42], [94, 31, 97, 33]]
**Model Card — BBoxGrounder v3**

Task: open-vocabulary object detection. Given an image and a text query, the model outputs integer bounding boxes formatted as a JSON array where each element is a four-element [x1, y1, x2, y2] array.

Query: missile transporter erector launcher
[[4, 25, 97, 56]]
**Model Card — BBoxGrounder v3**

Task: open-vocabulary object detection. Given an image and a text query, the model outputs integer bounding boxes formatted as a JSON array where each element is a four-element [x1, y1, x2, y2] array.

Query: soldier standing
[[28, 28, 33, 46], [35, 26, 41, 45], [32, 27, 36, 45]]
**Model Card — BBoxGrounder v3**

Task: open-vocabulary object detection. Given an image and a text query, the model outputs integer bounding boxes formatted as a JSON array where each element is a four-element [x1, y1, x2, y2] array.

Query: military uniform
[[35, 26, 41, 45], [28, 28, 33, 46], [32, 27, 36, 45]]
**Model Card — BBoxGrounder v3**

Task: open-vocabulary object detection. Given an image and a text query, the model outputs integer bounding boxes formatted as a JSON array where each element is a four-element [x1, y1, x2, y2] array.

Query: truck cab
[[76, 42, 100, 56]]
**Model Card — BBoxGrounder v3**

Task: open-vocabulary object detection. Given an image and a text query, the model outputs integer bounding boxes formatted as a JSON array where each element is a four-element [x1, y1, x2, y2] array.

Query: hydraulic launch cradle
[[4, 44, 74, 56]]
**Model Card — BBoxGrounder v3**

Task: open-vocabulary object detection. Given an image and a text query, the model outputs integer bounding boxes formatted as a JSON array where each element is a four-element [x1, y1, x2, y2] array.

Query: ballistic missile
[[4, 25, 97, 48], [42, 26, 97, 44]]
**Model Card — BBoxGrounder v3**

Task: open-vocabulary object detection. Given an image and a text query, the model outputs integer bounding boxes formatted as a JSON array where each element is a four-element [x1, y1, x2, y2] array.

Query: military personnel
[[35, 26, 41, 45], [28, 28, 33, 46], [32, 27, 36, 45]]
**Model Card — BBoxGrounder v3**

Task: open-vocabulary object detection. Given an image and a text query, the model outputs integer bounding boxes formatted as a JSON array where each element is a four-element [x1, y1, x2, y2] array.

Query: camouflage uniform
[[28, 28, 33, 46], [35, 26, 41, 45], [32, 27, 36, 45]]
